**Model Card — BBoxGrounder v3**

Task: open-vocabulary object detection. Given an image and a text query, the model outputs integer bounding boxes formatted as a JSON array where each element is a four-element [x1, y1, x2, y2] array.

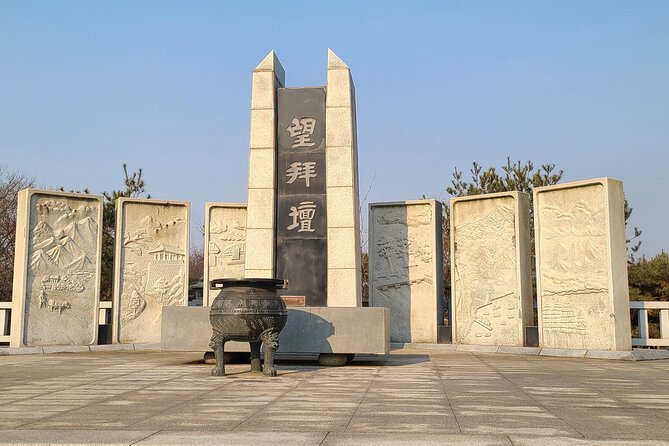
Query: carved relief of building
[[113, 199, 190, 343]]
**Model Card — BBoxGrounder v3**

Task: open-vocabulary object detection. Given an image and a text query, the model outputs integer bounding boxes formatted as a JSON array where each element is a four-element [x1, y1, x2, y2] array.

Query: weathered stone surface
[[497, 346, 541, 355], [203, 203, 246, 306], [245, 51, 285, 280], [326, 49, 362, 307], [369, 200, 444, 343], [450, 192, 532, 347], [113, 198, 190, 344], [0, 346, 44, 355], [89, 343, 134, 352], [585, 350, 634, 361], [41, 345, 91, 354], [10, 189, 103, 347], [539, 348, 587, 358], [161, 306, 390, 355], [455, 344, 499, 353], [534, 178, 631, 351], [632, 349, 669, 360]]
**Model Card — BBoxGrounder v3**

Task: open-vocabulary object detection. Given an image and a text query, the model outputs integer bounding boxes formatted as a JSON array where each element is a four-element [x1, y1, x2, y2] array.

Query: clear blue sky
[[1, 1, 667, 255]]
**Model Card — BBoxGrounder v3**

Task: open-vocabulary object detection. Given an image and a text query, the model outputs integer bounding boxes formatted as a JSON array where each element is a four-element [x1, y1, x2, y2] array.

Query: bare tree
[[0, 166, 35, 301], [189, 245, 204, 284]]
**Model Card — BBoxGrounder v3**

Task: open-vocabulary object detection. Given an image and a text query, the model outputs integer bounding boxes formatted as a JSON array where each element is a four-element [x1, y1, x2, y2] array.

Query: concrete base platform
[[161, 306, 390, 355]]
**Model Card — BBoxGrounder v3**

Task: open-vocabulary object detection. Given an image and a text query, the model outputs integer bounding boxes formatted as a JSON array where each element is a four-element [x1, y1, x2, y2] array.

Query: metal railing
[[630, 301, 669, 347]]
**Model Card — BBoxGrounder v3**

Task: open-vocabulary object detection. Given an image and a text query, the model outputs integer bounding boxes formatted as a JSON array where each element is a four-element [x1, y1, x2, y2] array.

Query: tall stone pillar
[[244, 51, 285, 279], [325, 49, 362, 307]]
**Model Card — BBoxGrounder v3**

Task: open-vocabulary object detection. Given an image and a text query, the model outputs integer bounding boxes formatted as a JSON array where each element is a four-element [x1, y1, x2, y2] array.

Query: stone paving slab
[[0, 429, 156, 445], [322, 433, 512, 445], [1, 348, 669, 444]]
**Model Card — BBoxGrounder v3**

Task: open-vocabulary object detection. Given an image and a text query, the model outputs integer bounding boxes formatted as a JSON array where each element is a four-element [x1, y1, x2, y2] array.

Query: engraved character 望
[[286, 117, 316, 148]]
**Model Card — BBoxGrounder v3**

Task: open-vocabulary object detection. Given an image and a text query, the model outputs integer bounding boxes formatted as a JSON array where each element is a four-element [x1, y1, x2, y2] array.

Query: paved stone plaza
[[1, 349, 669, 445]]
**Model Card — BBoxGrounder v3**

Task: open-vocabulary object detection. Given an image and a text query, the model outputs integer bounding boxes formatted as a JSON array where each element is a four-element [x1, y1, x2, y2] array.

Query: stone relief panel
[[21, 191, 102, 346], [536, 183, 611, 349], [451, 194, 530, 346], [204, 203, 246, 306], [115, 199, 189, 343], [369, 201, 442, 343]]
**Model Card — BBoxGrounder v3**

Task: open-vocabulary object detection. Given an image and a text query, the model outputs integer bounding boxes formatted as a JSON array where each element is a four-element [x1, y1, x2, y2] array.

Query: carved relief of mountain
[[34, 236, 57, 251], [32, 221, 53, 243], [64, 254, 94, 272], [47, 237, 81, 267], [30, 249, 60, 274], [64, 217, 98, 253]]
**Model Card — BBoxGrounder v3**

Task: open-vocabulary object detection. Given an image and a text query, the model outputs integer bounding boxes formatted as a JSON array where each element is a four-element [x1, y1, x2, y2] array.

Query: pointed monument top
[[255, 50, 278, 71], [327, 48, 349, 70], [254, 50, 285, 84]]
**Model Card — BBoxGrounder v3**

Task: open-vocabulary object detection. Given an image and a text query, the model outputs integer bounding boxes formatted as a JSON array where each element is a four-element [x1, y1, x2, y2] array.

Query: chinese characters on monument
[[286, 118, 317, 148], [276, 88, 327, 306], [286, 161, 317, 187], [287, 201, 317, 232]]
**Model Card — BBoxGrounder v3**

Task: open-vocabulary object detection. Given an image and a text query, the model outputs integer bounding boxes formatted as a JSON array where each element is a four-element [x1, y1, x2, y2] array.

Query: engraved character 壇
[[287, 201, 317, 233]]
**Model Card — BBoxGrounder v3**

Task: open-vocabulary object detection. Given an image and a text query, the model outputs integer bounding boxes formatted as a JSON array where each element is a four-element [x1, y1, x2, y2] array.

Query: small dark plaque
[[282, 296, 306, 307], [276, 87, 327, 306]]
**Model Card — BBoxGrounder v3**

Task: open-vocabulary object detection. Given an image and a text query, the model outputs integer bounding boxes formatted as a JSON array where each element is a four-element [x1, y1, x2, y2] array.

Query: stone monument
[[161, 50, 389, 360], [534, 178, 631, 351], [203, 203, 246, 306], [10, 189, 103, 347], [450, 192, 532, 347], [244, 49, 362, 307], [369, 200, 444, 343], [113, 198, 190, 344]]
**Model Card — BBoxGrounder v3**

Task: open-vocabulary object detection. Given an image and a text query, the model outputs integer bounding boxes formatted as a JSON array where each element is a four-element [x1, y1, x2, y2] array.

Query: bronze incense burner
[[209, 278, 288, 377]]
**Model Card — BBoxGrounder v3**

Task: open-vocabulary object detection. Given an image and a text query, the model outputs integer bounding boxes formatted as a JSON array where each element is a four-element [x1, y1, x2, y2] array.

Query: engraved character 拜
[[285, 161, 317, 187]]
